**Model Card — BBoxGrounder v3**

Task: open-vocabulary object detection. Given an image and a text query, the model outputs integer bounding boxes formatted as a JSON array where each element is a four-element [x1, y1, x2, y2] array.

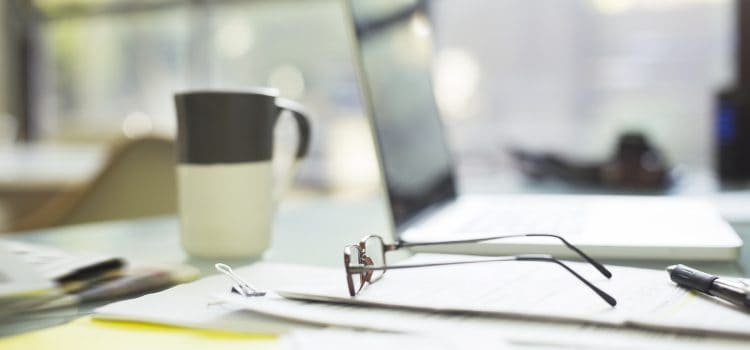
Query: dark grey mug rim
[[175, 89, 311, 164], [174, 88, 280, 98]]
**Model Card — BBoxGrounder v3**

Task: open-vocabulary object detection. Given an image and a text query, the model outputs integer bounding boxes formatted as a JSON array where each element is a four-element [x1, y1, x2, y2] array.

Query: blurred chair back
[[10, 136, 176, 231]]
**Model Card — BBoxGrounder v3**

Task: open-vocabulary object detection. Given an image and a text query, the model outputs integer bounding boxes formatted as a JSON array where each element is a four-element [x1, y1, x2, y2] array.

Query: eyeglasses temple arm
[[526, 234, 612, 278], [396, 234, 612, 278], [351, 256, 517, 272], [350, 255, 617, 307], [517, 255, 617, 307]]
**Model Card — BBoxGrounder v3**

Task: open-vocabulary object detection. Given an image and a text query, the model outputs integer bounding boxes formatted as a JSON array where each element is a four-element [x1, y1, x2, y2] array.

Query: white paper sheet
[[216, 292, 750, 350], [94, 262, 337, 334], [276, 254, 750, 337], [279, 329, 510, 350], [0, 242, 54, 297], [0, 243, 58, 318], [95, 258, 750, 349]]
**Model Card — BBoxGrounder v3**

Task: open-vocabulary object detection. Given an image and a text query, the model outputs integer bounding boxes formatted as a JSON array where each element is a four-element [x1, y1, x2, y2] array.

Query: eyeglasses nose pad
[[362, 255, 375, 283]]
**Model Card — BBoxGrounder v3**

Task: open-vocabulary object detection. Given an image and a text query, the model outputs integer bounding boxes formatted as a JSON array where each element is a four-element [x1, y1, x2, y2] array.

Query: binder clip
[[215, 263, 266, 297]]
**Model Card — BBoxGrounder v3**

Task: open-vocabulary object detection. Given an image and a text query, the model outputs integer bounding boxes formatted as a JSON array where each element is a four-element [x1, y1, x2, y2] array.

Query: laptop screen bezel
[[343, 0, 458, 236]]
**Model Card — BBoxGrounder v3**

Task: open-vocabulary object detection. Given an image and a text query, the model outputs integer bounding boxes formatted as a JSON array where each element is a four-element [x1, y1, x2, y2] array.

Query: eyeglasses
[[343, 234, 616, 307]]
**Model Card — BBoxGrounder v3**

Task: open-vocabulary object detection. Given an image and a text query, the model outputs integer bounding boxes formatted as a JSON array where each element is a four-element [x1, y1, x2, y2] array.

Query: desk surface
[[1, 195, 749, 338], [0, 144, 105, 189]]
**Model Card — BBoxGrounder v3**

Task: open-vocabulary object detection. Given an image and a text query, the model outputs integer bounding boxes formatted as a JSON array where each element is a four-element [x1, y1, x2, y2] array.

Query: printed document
[[0, 243, 57, 318], [276, 254, 750, 337], [95, 259, 750, 348]]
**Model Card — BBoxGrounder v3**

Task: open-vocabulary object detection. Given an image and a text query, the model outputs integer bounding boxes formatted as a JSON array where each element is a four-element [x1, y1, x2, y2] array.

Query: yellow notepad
[[0, 317, 278, 350]]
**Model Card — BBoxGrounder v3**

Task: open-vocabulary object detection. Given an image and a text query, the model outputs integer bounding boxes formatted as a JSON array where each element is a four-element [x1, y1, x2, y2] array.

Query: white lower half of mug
[[177, 162, 273, 258]]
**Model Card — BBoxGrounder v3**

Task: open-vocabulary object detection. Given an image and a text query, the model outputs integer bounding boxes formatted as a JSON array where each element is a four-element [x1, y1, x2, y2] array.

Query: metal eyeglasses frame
[[343, 234, 616, 307]]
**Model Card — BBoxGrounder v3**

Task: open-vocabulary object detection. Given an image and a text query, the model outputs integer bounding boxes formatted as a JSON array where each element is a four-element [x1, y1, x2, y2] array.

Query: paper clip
[[215, 263, 266, 297]]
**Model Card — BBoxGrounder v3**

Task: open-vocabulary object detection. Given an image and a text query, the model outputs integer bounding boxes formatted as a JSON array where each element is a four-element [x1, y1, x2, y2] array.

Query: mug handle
[[272, 98, 311, 201], [276, 98, 311, 159]]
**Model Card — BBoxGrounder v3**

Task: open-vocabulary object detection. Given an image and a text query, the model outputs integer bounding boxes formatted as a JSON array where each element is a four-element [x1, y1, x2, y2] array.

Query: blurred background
[[0, 0, 741, 231]]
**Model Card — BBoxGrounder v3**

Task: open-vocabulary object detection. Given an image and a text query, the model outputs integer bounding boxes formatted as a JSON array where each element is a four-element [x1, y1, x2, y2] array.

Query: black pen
[[667, 264, 750, 308]]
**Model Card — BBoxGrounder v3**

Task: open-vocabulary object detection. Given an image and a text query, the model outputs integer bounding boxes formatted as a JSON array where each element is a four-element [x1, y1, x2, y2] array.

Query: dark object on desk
[[511, 132, 672, 191], [667, 264, 750, 309], [715, 89, 750, 183], [714, 0, 750, 182]]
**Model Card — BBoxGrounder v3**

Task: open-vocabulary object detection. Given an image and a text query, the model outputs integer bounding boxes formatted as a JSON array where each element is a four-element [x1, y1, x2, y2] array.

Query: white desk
[[0, 194, 748, 340], [0, 143, 105, 190]]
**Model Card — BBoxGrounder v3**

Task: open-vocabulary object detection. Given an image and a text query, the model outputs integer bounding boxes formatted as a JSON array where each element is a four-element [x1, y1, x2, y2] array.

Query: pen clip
[[215, 263, 266, 297]]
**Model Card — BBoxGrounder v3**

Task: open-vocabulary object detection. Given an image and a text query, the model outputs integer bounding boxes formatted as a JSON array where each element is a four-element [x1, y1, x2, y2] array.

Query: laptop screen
[[348, 0, 457, 230]]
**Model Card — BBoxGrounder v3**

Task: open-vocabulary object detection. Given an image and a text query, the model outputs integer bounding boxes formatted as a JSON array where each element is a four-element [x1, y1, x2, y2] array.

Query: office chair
[[8, 136, 177, 232]]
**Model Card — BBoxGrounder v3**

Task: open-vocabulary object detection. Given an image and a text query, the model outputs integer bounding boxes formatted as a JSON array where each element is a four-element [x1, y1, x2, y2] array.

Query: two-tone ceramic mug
[[175, 89, 310, 258]]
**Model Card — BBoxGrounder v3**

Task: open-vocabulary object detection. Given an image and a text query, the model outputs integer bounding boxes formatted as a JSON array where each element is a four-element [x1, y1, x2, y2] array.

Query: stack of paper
[[0, 243, 58, 317], [274, 254, 750, 337], [94, 263, 330, 334], [0, 316, 278, 350], [95, 257, 750, 348], [0, 316, 508, 350], [0, 239, 198, 317]]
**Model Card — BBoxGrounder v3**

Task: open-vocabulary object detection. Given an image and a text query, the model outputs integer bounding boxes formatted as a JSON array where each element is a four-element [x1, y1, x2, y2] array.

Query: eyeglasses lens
[[344, 245, 364, 296], [363, 236, 386, 282]]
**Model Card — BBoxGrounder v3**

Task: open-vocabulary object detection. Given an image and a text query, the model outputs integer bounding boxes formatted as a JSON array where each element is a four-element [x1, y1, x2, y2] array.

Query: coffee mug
[[175, 89, 310, 258]]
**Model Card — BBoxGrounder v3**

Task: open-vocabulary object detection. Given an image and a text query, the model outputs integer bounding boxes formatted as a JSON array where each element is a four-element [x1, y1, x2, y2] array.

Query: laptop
[[345, 0, 742, 261]]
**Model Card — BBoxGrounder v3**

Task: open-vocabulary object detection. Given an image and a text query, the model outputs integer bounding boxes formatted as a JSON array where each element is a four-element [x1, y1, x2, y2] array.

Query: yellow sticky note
[[0, 317, 279, 350]]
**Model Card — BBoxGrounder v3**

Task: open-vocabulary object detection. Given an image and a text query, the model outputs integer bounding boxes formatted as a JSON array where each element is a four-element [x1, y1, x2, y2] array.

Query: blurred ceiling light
[[433, 49, 480, 121], [638, 0, 725, 11], [590, 0, 634, 15], [122, 112, 153, 139], [214, 19, 255, 59], [268, 65, 306, 100], [410, 13, 431, 38], [591, 0, 719, 14]]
